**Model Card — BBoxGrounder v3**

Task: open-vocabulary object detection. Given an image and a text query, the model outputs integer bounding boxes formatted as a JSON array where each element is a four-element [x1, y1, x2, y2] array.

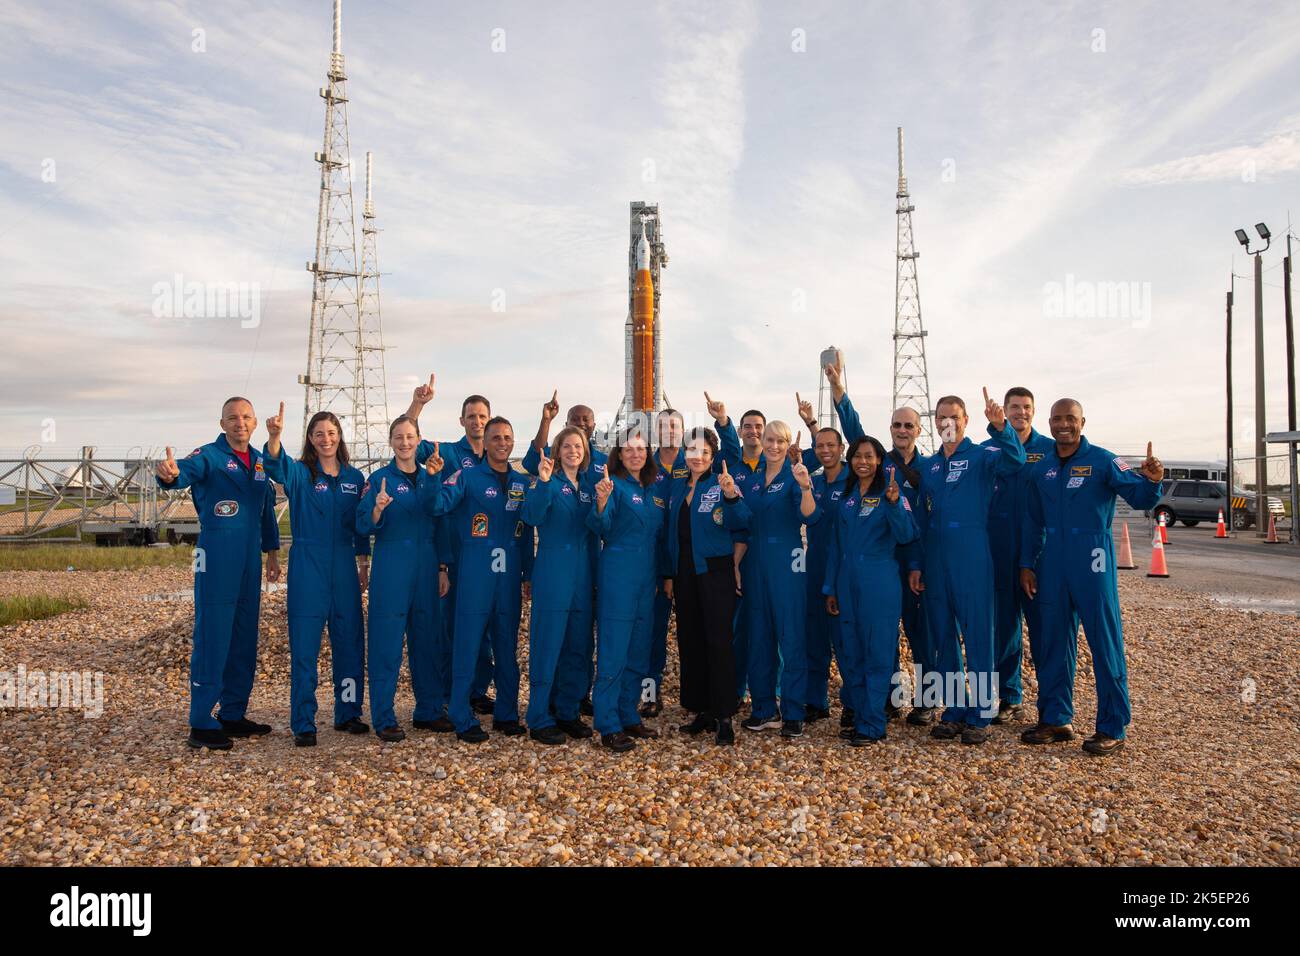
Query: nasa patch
[[471, 513, 488, 537], [484, 485, 498, 499], [930, 462, 941, 473], [225, 459, 239, 471], [314, 481, 329, 493], [214, 500, 239, 517], [461, 457, 475, 468], [632, 494, 643, 505], [1044, 469, 1058, 480], [561, 484, 573, 496]]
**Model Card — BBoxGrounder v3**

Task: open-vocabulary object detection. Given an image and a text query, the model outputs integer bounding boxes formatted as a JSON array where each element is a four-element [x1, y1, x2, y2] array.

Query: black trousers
[[675, 555, 738, 719]]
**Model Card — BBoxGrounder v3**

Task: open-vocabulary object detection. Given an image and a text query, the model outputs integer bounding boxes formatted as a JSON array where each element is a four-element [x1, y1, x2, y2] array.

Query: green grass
[[0, 545, 197, 572], [0, 594, 88, 627]]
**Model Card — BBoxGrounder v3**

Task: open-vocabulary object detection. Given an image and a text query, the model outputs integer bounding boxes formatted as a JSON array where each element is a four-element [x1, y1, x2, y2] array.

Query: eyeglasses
[[891, 422, 917, 430]]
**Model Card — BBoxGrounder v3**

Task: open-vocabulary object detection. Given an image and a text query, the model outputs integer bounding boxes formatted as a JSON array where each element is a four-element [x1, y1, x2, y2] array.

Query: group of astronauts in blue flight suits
[[156, 364, 1165, 758]]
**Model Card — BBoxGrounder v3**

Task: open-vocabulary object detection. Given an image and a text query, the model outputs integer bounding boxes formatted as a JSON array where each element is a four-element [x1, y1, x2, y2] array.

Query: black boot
[[333, 717, 369, 734], [219, 717, 272, 738], [678, 712, 714, 735], [715, 718, 735, 746], [187, 728, 232, 751]]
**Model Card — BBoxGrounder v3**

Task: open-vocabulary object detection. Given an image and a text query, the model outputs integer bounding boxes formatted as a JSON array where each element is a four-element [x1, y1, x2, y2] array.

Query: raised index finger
[[278, 400, 285, 419], [983, 386, 991, 406], [1146, 441, 1153, 458]]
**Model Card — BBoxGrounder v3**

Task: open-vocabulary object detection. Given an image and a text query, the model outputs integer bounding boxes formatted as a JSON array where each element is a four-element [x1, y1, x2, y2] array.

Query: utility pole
[[1285, 226, 1296, 542], [1236, 223, 1272, 535], [1226, 278, 1234, 532], [1254, 241, 1267, 535]]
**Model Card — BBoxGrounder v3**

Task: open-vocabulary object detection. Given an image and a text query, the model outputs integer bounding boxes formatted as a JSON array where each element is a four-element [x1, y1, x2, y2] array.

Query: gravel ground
[[0, 567, 1296, 866]]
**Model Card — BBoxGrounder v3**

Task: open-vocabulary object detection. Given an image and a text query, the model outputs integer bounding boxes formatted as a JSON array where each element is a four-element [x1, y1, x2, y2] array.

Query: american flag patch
[[1114, 457, 1130, 472]]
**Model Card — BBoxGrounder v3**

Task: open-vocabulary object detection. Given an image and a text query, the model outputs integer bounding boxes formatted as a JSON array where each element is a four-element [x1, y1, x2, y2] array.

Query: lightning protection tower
[[892, 127, 936, 453], [301, 0, 388, 461]]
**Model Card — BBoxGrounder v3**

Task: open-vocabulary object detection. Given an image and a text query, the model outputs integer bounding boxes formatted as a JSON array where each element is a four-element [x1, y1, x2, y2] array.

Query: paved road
[[1117, 521, 1300, 614]]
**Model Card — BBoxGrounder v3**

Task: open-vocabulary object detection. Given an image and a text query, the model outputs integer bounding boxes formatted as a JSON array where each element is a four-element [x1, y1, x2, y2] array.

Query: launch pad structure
[[610, 202, 668, 441]]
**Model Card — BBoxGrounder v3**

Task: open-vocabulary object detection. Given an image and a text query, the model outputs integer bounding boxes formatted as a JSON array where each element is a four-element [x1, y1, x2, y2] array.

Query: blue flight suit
[[263, 446, 369, 735], [521, 470, 596, 730], [521, 441, 605, 704], [715, 421, 758, 699], [586, 476, 666, 736], [416, 436, 494, 701], [356, 461, 445, 732], [1019, 437, 1160, 739], [157, 435, 280, 730], [982, 427, 1057, 707], [425, 464, 530, 733], [823, 481, 919, 738], [646, 448, 689, 706], [805, 466, 851, 712], [716, 419, 815, 704], [832, 394, 932, 683], [915, 422, 1025, 728], [737, 460, 820, 722], [802, 393, 865, 712]]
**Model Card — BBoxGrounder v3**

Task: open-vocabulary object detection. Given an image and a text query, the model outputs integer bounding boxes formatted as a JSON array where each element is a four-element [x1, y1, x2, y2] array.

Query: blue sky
[[1, 0, 1298, 462]]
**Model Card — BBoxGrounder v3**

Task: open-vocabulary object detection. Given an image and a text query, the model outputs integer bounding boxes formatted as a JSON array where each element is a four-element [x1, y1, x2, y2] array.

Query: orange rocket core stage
[[631, 227, 655, 412]]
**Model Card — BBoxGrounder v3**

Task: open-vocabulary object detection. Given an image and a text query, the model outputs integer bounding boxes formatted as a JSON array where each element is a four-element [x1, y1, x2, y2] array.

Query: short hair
[[764, 420, 793, 444], [684, 426, 720, 458], [846, 434, 889, 496], [609, 428, 658, 486], [891, 406, 921, 425], [550, 426, 591, 473], [740, 409, 766, 428], [388, 414, 420, 438], [1004, 387, 1035, 405], [221, 396, 253, 414], [815, 427, 843, 445], [485, 416, 512, 436], [935, 395, 967, 416], [461, 395, 491, 416], [1051, 398, 1084, 417]]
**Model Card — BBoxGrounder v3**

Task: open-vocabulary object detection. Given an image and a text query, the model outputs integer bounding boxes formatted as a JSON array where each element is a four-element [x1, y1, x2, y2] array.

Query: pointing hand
[[157, 446, 180, 482], [983, 386, 1006, 429], [1140, 441, 1163, 482]]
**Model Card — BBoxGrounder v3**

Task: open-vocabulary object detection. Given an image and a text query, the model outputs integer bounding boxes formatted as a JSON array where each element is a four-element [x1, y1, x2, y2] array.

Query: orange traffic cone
[[1215, 509, 1228, 538], [1147, 526, 1169, 578], [1265, 513, 1281, 544], [1116, 521, 1137, 569], [1157, 512, 1169, 544]]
